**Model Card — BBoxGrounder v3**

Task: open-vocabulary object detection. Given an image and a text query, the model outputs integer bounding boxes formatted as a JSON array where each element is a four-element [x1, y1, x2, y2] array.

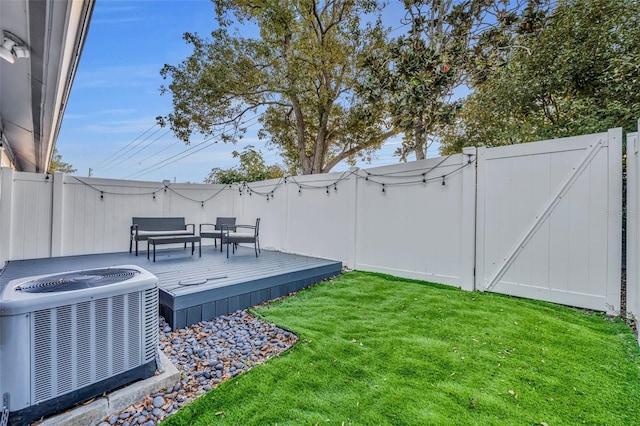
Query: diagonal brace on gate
[[484, 139, 605, 292]]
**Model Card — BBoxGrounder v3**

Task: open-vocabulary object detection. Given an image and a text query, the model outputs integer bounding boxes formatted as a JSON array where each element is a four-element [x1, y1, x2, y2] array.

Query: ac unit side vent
[[143, 288, 159, 363], [31, 291, 145, 405], [33, 310, 53, 403], [128, 292, 141, 367], [56, 305, 74, 396], [16, 269, 139, 293], [76, 301, 93, 388], [95, 298, 110, 382]]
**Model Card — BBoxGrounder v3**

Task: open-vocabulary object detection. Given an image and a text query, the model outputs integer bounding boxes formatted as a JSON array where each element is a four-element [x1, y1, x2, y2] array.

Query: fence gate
[[475, 129, 622, 314]]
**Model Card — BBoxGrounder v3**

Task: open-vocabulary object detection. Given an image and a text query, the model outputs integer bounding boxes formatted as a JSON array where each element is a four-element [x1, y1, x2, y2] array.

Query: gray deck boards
[[0, 246, 342, 328]]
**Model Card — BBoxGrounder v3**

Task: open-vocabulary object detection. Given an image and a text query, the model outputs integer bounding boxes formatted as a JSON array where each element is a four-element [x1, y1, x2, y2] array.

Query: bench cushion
[[137, 230, 192, 237]]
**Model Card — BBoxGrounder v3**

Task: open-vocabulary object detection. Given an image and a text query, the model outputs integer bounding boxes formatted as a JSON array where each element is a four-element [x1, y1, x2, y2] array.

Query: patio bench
[[130, 217, 195, 256]]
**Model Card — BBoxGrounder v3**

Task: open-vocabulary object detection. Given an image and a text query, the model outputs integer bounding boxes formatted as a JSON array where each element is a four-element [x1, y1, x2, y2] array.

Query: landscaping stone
[[152, 396, 164, 408], [100, 309, 297, 425]]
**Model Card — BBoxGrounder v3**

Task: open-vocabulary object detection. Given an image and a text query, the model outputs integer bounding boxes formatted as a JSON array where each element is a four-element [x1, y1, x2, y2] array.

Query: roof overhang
[[0, 0, 95, 173]]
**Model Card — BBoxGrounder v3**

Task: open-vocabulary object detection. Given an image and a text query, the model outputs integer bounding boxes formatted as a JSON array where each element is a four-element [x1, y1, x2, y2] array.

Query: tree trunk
[[292, 98, 312, 174], [414, 122, 426, 160]]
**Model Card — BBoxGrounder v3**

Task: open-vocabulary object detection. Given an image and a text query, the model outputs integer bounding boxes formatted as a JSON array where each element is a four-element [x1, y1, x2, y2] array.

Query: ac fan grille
[[17, 269, 139, 293]]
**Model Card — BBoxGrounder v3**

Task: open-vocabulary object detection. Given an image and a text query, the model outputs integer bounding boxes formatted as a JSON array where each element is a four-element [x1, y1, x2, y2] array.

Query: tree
[[440, 0, 640, 153], [48, 148, 77, 174], [359, 0, 539, 161], [159, 0, 390, 175], [205, 145, 285, 184]]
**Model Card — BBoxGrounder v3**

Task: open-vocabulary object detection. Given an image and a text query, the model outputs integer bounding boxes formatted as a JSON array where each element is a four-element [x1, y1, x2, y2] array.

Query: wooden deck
[[0, 246, 342, 328]]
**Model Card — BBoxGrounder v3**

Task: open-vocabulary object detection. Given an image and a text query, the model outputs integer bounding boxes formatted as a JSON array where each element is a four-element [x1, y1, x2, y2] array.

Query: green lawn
[[162, 271, 640, 425]]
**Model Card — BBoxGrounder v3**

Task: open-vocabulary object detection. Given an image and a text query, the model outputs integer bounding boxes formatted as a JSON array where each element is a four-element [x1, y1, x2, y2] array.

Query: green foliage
[[359, 0, 539, 161], [441, 0, 640, 153], [159, 0, 391, 175], [162, 272, 640, 425], [204, 145, 284, 184], [48, 148, 77, 174]]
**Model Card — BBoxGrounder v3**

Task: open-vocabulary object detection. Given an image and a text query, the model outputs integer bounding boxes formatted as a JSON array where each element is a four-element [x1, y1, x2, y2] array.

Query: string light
[[70, 176, 232, 205], [464, 153, 475, 164], [242, 177, 285, 199], [70, 157, 475, 205]]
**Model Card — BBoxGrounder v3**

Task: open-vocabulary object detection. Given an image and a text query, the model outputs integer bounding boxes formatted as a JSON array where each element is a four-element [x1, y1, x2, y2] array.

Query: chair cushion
[[227, 232, 253, 238]]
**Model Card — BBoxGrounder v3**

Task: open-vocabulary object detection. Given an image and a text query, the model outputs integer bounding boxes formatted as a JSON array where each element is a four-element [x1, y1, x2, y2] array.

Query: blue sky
[[56, 0, 437, 183]]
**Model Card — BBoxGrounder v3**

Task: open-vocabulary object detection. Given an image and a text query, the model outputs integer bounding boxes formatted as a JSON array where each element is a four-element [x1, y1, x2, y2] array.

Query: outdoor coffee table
[[147, 235, 201, 262]]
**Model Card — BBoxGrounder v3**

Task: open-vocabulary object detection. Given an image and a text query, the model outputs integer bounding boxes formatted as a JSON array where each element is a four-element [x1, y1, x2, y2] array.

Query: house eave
[[0, 0, 95, 173]]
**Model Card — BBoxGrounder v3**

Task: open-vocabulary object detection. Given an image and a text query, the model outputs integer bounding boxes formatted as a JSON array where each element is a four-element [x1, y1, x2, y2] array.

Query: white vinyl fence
[[353, 149, 476, 290], [476, 129, 622, 313], [0, 172, 235, 261], [0, 128, 626, 315], [625, 124, 640, 323]]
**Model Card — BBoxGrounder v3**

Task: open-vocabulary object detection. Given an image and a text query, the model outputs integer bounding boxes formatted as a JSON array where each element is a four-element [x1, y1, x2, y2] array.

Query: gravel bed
[[98, 310, 298, 426]]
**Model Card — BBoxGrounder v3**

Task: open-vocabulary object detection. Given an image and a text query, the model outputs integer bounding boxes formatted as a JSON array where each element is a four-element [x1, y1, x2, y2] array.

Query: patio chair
[[224, 218, 260, 258], [199, 217, 236, 252]]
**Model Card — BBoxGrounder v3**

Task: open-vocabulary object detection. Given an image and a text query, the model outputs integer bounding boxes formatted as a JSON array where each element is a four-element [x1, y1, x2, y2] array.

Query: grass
[[162, 271, 640, 425]]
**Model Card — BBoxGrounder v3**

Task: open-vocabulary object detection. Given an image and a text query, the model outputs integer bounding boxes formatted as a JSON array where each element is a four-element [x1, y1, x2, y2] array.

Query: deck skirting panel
[[160, 266, 341, 329]]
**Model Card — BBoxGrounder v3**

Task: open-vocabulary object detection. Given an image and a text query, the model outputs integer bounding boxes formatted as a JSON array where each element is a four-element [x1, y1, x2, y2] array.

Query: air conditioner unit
[[0, 265, 159, 425]]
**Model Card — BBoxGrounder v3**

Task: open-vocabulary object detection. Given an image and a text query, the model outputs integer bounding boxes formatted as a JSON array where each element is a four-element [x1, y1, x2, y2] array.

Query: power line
[[135, 139, 182, 166], [90, 123, 158, 170], [122, 135, 220, 180], [113, 129, 172, 171], [123, 116, 260, 180], [97, 126, 164, 172]]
